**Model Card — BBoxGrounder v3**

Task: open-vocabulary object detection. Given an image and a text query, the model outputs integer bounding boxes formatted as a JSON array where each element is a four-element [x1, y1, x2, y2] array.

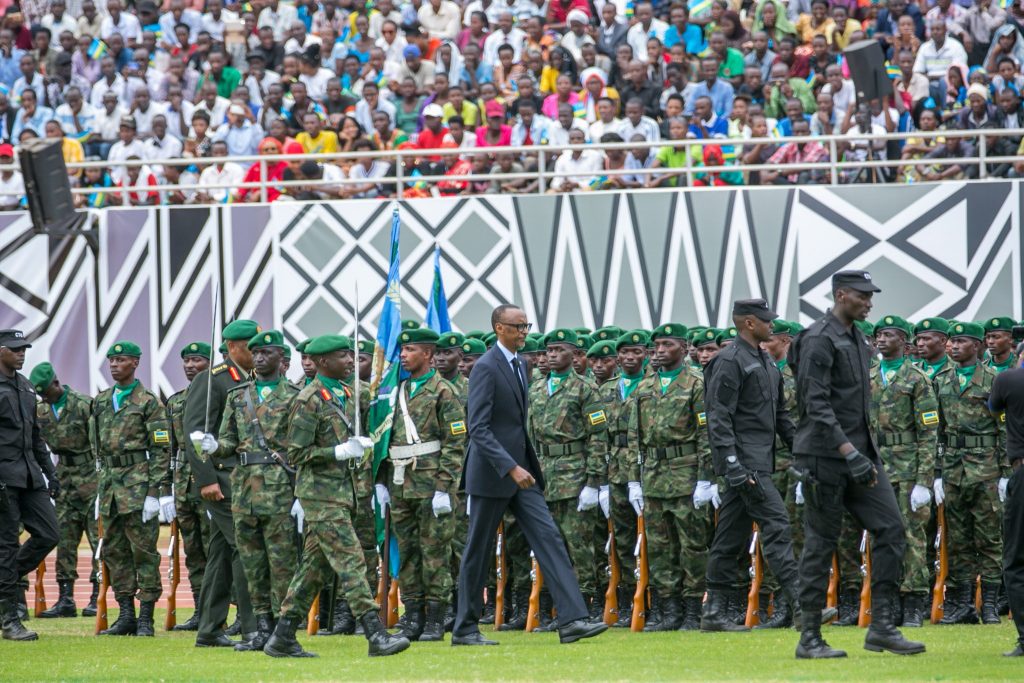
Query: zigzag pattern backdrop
[[0, 181, 1019, 395]]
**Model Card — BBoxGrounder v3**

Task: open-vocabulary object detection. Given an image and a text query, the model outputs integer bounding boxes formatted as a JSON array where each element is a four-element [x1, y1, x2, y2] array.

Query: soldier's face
[[546, 344, 575, 373], [252, 346, 283, 377], [742, 316, 772, 343], [434, 347, 462, 376], [761, 334, 789, 361], [591, 356, 617, 382], [182, 355, 210, 382], [697, 344, 719, 367], [536, 352, 549, 374], [108, 355, 138, 383], [572, 349, 587, 374], [835, 288, 873, 321], [318, 350, 354, 379], [300, 353, 317, 379], [654, 338, 685, 368], [915, 332, 948, 361], [41, 379, 63, 403], [617, 346, 646, 375], [0, 345, 25, 371], [985, 330, 1012, 356], [359, 353, 372, 381], [874, 329, 905, 358], [459, 355, 479, 378], [950, 337, 980, 363], [400, 343, 433, 375]]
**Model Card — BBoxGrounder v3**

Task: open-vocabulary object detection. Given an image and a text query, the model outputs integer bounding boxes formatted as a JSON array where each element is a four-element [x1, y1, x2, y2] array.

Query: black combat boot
[[264, 616, 317, 657], [480, 589, 496, 624], [396, 601, 425, 641], [224, 615, 242, 636], [236, 613, 274, 651], [796, 628, 847, 659], [701, 590, 750, 632], [981, 582, 1001, 624], [754, 592, 792, 630], [997, 581, 1010, 616], [724, 589, 745, 626], [534, 592, 557, 632], [901, 594, 924, 628], [499, 589, 529, 631], [172, 591, 201, 631], [419, 601, 446, 642], [1, 598, 38, 641], [361, 611, 411, 657], [645, 594, 680, 631], [40, 580, 77, 618], [136, 600, 156, 636], [939, 585, 979, 625], [330, 600, 356, 635], [444, 589, 457, 632], [81, 582, 99, 618], [586, 593, 604, 623], [16, 587, 28, 621], [834, 588, 859, 626], [99, 596, 137, 636], [679, 596, 702, 631], [641, 587, 661, 631], [864, 591, 926, 655], [614, 586, 633, 628]]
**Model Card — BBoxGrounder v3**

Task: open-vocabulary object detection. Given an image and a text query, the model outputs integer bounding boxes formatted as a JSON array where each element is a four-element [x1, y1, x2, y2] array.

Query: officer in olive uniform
[[984, 317, 1019, 373]]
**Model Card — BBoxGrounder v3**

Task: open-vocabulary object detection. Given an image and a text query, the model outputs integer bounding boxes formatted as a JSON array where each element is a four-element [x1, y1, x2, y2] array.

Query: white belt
[[389, 440, 441, 485]]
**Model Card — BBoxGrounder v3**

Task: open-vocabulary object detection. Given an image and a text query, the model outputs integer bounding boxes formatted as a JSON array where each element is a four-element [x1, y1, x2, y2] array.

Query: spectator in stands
[[764, 62, 816, 121], [111, 155, 159, 206], [196, 139, 244, 203], [918, 135, 976, 180], [686, 57, 734, 118], [12, 88, 52, 141], [916, 19, 970, 103], [766, 118, 828, 184], [646, 116, 689, 188], [476, 99, 511, 146], [550, 127, 601, 192], [841, 104, 891, 183], [488, 149, 530, 194], [345, 138, 391, 199], [0, 143, 24, 210]]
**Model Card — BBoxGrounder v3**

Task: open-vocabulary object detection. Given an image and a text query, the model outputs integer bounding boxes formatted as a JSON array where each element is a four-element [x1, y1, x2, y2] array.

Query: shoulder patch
[[211, 363, 228, 375], [228, 366, 242, 381], [320, 388, 332, 402], [153, 429, 170, 444], [588, 410, 607, 426], [450, 420, 467, 436], [920, 411, 939, 426], [697, 412, 707, 426]]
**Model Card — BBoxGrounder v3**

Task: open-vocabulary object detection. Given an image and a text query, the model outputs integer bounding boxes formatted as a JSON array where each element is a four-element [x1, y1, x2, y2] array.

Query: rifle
[[494, 522, 507, 629], [858, 530, 872, 627], [930, 503, 948, 623], [34, 561, 46, 616], [630, 515, 648, 631], [827, 553, 839, 613], [525, 551, 544, 632], [745, 524, 763, 628], [603, 518, 619, 626], [95, 517, 109, 633], [307, 595, 320, 635], [165, 520, 179, 630]]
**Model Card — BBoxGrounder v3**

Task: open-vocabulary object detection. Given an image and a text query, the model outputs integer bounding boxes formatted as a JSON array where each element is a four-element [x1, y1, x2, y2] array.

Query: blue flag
[[424, 246, 451, 334]]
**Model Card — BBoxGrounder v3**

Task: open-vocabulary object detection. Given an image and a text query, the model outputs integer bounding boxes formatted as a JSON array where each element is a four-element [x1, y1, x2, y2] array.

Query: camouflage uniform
[[92, 382, 171, 602], [869, 358, 939, 597], [383, 371, 466, 604], [446, 374, 470, 583], [167, 390, 208, 598], [36, 388, 98, 583], [278, 377, 378, 622], [527, 371, 609, 598], [217, 379, 300, 616], [600, 372, 640, 605]]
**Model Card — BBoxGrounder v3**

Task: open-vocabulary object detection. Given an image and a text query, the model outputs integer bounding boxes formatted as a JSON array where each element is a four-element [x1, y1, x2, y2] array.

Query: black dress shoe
[[1004, 644, 1024, 657], [195, 633, 238, 648], [558, 618, 608, 644], [451, 632, 498, 646]]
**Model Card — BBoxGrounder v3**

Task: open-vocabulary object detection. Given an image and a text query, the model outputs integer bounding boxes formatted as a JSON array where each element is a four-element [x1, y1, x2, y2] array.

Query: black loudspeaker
[[843, 39, 893, 103], [19, 137, 87, 234]]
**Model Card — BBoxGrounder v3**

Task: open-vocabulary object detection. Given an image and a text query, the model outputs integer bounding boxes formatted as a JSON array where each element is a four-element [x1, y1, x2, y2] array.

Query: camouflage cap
[[593, 326, 626, 342], [304, 334, 353, 355], [180, 341, 212, 359], [983, 316, 1016, 333], [29, 362, 55, 393], [296, 338, 312, 354], [874, 315, 912, 338], [222, 319, 261, 341], [248, 329, 286, 350], [107, 340, 142, 358], [651, 323, 688, 340], [914, 317, 949, 336], [949, 321, 985, 341], [695, 328, 721, 348], [401, 319, 421, 330], [461, 338, 487, 356], [436, 332, 465, 350], [399, 328, 440, 346], [546, 328, 578, 347], [357, 340, 375, 355], [587, 340, 618, 359], [615, 330, 650, 350]]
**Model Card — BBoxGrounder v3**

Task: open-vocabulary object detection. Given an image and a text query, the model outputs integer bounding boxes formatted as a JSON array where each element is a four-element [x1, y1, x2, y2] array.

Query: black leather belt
[[215, 456, 239, 470], [239, 451, 276, 466]]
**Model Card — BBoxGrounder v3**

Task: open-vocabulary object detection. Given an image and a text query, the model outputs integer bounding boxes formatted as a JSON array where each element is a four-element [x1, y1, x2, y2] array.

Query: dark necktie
[[510, 357, 526, 398]]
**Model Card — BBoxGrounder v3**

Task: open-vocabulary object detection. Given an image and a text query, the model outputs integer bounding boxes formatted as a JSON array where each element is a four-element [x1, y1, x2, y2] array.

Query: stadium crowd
[[0, 0, 1022, 206]]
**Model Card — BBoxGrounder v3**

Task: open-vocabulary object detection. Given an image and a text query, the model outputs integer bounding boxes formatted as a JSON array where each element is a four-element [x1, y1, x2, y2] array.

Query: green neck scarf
[[955, 363, 977, 390], [548, 369, 571, 396], [317, 374, 348, 407], [254, 377, 280, 403], [408, 369, 435, 398], [924, 356, 948, 379], [658, 365, 684, 394], [52, 389, 68, 418], [619, 371, 643, 400], [878, 357, 904, 387], [112, 380, 139, 411]]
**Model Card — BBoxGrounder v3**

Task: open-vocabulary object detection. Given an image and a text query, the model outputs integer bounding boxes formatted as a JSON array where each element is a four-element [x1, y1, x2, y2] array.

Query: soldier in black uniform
[[789, 271, 924, 659], [184, 320, 260, 647], [701, 299, 801, 632], [0, 329, 60, 642]]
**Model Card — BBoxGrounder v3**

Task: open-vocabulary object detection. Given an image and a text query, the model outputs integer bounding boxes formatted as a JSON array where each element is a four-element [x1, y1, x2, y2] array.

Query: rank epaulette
[[211, 363, 228, 375]]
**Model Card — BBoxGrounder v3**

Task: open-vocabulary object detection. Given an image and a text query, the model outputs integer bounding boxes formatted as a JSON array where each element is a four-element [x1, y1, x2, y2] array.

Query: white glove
[[189, 431, 217, 455], [577, 485, 600, 512], [159, 495, 176, 522], [373, 483, 390, 511], [933, 477, 945, 506], [627, 481, 644, 515], [290, 499, 304, 534], [355, 436, 373, 450], [909, 484, 931, 512], [142, 496, 160, 523], [466, 496, 471, 517], [998, 477, 1009, 503], [794, 482, 804, 505], [334, 439, 365, 460], [598, 485, 610, 519], [432, 491, 452, 517], [709, 483, 722, 509], [693, 480, 712, 508]]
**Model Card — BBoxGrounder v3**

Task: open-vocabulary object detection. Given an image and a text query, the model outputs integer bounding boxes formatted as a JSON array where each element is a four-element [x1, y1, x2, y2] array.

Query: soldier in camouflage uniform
[[377, 328, 466, 642], [628, 323, 712, 632], [206, 331, 300, 651], [262, 334, 408, 658], [528, 329, 608, 628], [296, 339, 316, 386], [869, 316, 939, 627], [167, 342, 211, 631], [983, 317, 1019, 373], [694, 329, 721, 369], [459, 339, 486, 379], [30, 363, 97, 619], [91, 342, 172, 637], [935, 322, 1007, 625]]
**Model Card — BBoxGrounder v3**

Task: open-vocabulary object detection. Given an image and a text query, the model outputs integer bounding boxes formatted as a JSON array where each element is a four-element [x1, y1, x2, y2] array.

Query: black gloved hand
[[844, 450, 876, 486], [724, 456, 752, 489], [47, 476, 61, 500]]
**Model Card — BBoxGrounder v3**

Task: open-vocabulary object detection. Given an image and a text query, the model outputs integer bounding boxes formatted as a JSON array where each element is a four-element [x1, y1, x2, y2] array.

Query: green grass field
[[2, 608, 1021, 682]]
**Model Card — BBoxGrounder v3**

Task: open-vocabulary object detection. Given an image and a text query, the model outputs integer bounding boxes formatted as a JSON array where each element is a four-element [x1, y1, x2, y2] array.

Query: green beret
[[483, 333, 497, 348], [399, 328, 440, 346], [771, 320, 791, 336], [983, 316, 1015, 333], [587, 340, 617, 358], [401, 319, 421, 330], [716, 327, 738, 345], [914, 317, 949, 336], [573, 326, 592, 336], [107, 341, 141, 358], [651, 323, 688, 340], [521, 337, 539, 353], [296, 338, 312, 354], [248, 329, 285, 350], [437, 332, 465, 350], [695, 328, 720, 348], [874, 315, 912, 338], [788, 321, 804, 333], [465, 330, 486, 340], [615, 330, 649, 350], [304, 335, 353, 355], [357, 340, 375, 355], [218, 342, 227, 355], [461, 339, 487, 356], [29, 362, 55, 393], [546, 328, 578, 347], [949, 321, 984, 341], [593, 326, 625, 342], [853, 320, 875, 336], [180, 342, 212, 359], [222, 319, 261, 341], [527, 331, 544, 342], [282, 346, 292, 359], [575, 334, 591, 350]]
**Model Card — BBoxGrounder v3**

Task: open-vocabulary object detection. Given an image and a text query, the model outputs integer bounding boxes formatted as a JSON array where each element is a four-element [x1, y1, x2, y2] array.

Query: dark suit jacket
[[461, 345, 545, 498], [597, 23, 628, 58]]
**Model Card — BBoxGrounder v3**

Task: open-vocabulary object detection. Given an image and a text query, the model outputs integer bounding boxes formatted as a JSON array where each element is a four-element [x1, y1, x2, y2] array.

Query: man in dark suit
[[595, 4, 628, 58], [452, 304, 606, 646]]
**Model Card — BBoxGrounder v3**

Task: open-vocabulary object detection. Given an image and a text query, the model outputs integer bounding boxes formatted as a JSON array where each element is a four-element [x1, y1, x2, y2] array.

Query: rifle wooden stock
[[603, 519, 619, 626], [525, 552, 543, 633], [165, 520, 180, 630], [858, 531, 872, 627], [494, 522, 507, 629], [827, 554, 839, 611], [387, 580, 399, 627], [34, 560, 46, 616], [307, 595, 320, 635], [95, 518, 109, 633], [630, 515, 648, 631], [745, 525, 763, 628], [930, 504, 948, 623], [379, 508, 393, 626]]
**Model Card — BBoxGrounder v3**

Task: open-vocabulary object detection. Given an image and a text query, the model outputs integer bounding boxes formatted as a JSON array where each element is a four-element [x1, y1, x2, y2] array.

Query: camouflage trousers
[[353, 496, 377, 597], [280, 514, 377, 622], [837, 513, 864, 592], [762, 469, 803, 594], [175, 496, 209, 594], [890, 480, 932, 595], [608, 483, 637, 591], [589, 505, 611, 600], [392, 495, 456, 602], [946, 478, 1003, 587], [233, 510, 297, 615], [54, 491, 99, 583], [547, 498, 597, 595], [102, 505, 161, 602], [645, 496, 712, 599]]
